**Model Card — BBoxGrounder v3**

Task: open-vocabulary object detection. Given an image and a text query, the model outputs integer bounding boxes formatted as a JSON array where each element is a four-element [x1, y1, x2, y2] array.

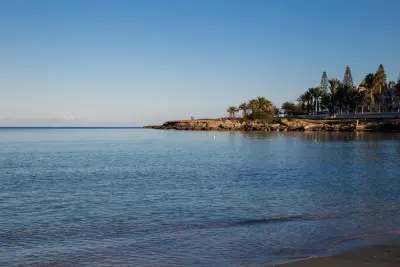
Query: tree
[[308, 88, 316, 112], [328, 78, 340, 95], [343, 65, 354, 87], [309, 87, 325, 113], [227, 106, 238, 119], [296, 94, 307, 112], [264, 99, 275, 113], [254, 96, 275, 113], [328, 78, 341, 113], [272, 106, 279, 116], [281, 102, 298, 114], [321, 94, 333, 114], [320, 71, 329, 92], [335, 85, 356, 114], [238, 102, 248, 118], [357, 87, 368, 114], [396, 77, 400, 111], [248, 99, 259, 114], [373, 64, 387, 113], [257, 96, 267, 111], [335, 83, 346, 114], [344, 86, 358, 113], [243, 97, 276, 120], [361, 73, 375, 112], [304, 91, 313, 113]]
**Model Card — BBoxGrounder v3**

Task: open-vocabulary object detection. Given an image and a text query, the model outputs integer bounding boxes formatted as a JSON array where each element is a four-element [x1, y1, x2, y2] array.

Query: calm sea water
[[1, 128, 400, 267]]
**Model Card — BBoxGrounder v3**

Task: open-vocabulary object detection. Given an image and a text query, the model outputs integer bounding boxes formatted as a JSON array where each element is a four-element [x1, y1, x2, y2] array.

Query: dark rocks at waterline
[[144, 119, 400, 132]]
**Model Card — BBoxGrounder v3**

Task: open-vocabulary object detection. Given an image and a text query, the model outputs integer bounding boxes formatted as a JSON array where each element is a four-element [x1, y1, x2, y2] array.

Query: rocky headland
[[144, 118, 400, 132]]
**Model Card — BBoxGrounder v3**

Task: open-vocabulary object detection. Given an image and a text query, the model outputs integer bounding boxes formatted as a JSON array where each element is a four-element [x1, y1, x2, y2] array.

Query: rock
[[267, 124, 278, 131], [144, 118, 398, 132]]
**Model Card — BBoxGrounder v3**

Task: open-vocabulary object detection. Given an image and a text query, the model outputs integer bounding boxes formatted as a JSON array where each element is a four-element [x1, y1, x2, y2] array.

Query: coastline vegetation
[[227, 65, 400, 120], [147, 65, 400, 132], [227, 97, 278, 122]]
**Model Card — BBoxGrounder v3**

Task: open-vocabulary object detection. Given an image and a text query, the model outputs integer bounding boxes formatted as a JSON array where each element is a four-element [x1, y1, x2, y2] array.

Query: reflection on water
[[0, 129, 399, 267], [241, 131, 400, 142]]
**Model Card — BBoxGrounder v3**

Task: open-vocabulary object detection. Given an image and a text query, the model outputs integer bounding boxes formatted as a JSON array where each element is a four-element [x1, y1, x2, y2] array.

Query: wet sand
[[269, 245, 400, 267]]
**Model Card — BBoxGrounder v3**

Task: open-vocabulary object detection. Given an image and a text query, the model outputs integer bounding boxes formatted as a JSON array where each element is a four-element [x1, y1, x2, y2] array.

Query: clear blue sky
[[1, 0, 399, 126]]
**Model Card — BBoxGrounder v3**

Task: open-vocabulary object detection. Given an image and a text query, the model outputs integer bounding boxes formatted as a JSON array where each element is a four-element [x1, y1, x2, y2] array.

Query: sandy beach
[[269, 245, 400, 267]]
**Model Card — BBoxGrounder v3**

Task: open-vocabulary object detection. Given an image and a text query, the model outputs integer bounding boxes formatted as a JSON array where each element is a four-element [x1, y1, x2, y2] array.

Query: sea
[[1, 128, 399, 267]]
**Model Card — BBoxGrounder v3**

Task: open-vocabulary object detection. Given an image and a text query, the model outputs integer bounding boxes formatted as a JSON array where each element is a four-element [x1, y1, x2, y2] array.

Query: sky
[[1, 0, 399, 126]]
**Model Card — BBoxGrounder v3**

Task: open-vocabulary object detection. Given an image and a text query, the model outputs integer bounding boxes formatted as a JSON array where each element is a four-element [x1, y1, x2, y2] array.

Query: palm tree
[[227, 106, 238, 119], [263, 99, 275, 113], [309, 87, 324, 113], [328, 78, 340, 113], [374, 91, 383, 113], [304, 91, 313, 113], [345, 86, 358, 114], [255, 96, 275, 114], [238, 102, 248, 118], [248, 99, 259, 114], [356, 87, 368, 114], [307, 88, 315, 113], [296, 94, 307, 112], [321, 94, 333, 114], [396, 77, 400, 112], [335, 85, 357, 114], [361, 73, 375, 112], [328, 78, 340, 95], [335, 84, 346, 114], [373, 64, 386, 113], [256, 96, 267, 111]]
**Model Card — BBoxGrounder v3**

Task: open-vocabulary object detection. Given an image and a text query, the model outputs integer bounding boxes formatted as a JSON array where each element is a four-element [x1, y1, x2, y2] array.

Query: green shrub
[[248, 111, 274, 121], [271, 118, 281, 124]]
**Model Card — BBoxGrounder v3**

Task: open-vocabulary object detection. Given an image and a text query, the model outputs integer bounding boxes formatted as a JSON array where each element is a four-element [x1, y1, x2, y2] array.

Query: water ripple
[[1, 129, 400, 267]]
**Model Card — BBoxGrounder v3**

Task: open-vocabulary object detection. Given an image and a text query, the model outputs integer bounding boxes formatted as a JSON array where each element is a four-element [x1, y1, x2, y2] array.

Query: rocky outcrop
[[144, 118, 400, 132]]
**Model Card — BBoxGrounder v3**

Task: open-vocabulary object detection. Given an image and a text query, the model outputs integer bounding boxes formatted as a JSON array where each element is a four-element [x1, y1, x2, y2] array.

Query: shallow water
[[1, 129, 399, 266]]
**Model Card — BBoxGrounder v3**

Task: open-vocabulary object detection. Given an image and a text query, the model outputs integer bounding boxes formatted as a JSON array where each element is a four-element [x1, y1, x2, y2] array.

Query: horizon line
[[0, 126, 144, 129]]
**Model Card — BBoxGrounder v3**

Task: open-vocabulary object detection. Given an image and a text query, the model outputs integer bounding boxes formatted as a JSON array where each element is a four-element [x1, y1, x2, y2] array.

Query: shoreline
[[267, 244, 400, 267], [144, 118, 400, 132]]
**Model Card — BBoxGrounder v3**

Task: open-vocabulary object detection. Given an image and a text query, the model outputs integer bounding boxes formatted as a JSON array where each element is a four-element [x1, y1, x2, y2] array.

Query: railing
[[293, 112, 400, 120], [334, 112, 400, 119]]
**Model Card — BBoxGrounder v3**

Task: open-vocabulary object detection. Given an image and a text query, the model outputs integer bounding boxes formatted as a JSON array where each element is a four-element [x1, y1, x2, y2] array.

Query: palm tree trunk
[[378, 99, 381, 113], [370, 90, 373, 112], [361, 104, 364, 114]]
